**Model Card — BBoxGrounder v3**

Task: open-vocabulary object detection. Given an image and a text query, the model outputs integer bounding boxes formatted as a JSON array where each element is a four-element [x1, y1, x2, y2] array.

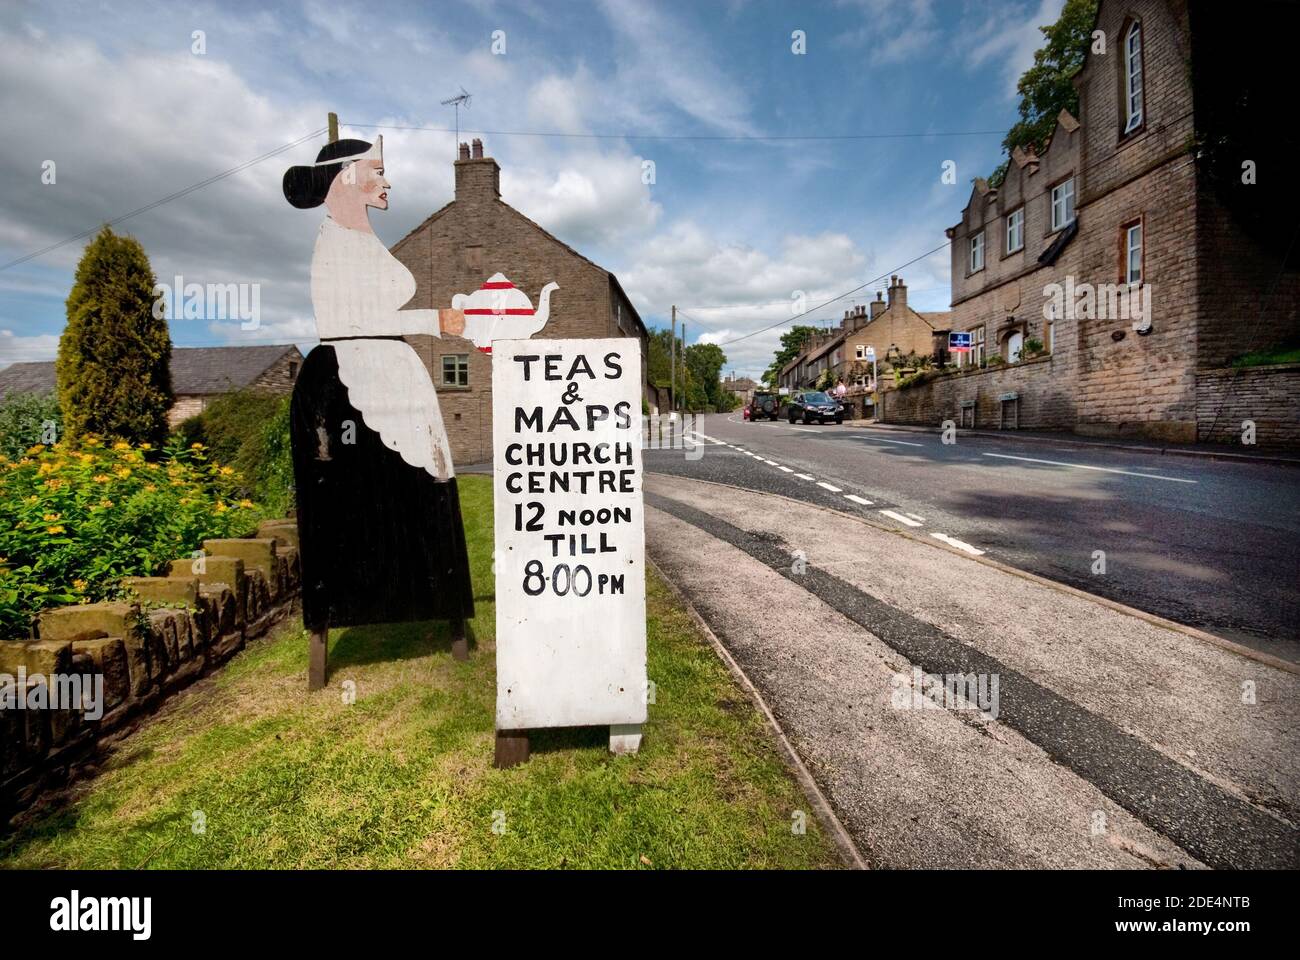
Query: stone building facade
[[885, 0, 1300, 444], [389, 139, 650, 465], [778, 275, 947, 392]]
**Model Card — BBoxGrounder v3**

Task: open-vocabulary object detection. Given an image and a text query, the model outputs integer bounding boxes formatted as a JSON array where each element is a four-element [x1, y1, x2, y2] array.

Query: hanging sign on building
[[948, 331, 972, 353], [492, 338, 647, 756]]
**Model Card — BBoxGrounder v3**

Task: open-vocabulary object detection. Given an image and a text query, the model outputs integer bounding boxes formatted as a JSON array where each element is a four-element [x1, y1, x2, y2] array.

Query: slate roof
[[0, 344, 302, 398]]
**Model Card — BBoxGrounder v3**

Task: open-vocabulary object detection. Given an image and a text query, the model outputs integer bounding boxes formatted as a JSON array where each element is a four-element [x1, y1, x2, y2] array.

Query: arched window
[[1124, 21, 1143, 134]]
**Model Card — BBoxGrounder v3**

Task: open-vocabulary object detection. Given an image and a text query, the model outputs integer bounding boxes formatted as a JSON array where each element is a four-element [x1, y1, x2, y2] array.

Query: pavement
[[646, 413, 1300, 660], [643, 471, 1299, 869]]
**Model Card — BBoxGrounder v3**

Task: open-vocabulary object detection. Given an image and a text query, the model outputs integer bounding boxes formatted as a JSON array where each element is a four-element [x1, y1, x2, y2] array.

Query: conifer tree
[[56, 226, 172, 445]]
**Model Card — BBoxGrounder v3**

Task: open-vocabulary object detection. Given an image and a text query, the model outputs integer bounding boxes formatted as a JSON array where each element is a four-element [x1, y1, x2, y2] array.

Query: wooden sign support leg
[[609, 724, 642, 755], [450, 617, 469, 662], [308, 625, 328, 691], [494, 730, 530, 768]]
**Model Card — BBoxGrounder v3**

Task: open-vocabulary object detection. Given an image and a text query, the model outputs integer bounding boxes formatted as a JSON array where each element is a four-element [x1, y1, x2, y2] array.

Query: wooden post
[[494, 730, 530, 768], [327, 112, 339, 144], [308, 625, 328, 691], [451, 617, 469, 662]]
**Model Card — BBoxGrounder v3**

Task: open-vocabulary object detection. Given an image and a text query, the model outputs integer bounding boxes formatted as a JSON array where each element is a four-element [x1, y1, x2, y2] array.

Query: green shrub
[[0, 436, 261, 638], [0, 391, 62, 460], [176, 390, 294, 517]]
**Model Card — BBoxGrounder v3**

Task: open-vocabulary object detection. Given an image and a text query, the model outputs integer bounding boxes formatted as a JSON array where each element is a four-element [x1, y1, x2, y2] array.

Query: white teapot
[[451, 272, 558, 353]]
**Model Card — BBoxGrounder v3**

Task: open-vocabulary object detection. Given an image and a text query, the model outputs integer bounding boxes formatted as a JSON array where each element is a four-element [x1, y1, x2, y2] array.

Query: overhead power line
[[0, 127, 329, 273]]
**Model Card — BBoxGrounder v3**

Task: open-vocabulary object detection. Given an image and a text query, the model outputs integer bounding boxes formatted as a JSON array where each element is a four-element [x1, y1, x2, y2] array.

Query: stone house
[[888, 0, 1300, 443], [0, 344, 303, 428], [777, 275, 948, 393], [389, 139, 651, 465]]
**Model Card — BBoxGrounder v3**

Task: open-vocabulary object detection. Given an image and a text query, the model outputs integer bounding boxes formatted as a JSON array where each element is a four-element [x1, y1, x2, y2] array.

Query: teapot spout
[[535, 282, 559, 327]]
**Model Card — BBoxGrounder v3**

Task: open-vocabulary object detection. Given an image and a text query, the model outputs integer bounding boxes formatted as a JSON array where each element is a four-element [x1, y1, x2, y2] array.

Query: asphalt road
[[644, 413, 1300, 660]]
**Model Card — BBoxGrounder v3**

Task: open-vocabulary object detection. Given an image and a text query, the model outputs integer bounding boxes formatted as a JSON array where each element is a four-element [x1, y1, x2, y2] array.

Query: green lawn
[[0, 475, 840, 869]]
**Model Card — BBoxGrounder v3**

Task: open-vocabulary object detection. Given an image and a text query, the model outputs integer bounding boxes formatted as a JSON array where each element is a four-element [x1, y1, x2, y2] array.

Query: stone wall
[[1194, 365, 1300, 446], [878, 355, 1072, 430], [0, 519, 301, 817]]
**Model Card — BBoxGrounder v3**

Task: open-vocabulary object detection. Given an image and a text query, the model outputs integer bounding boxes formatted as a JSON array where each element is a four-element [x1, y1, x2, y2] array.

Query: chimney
[[870, 291, 885, 321], [455, 139, 500, 200], [887, 275, 907, 314]]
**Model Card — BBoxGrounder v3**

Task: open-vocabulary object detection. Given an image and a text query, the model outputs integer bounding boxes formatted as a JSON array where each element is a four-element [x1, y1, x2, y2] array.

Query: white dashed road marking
[[931, 533, 986, 556], [844, 494, 873, 506], [817, 481, 843, 492], [905, 513, 926, 523], [794, 473, 816, 481], [778, 466, 794, 473], [879, 509, 923, 527]]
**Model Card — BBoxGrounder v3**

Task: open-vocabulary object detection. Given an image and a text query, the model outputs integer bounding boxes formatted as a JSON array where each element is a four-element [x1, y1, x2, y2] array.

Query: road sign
[[949, 331, 972, 352], [492, 338, 648, 744], [864, 346, 876, 361]]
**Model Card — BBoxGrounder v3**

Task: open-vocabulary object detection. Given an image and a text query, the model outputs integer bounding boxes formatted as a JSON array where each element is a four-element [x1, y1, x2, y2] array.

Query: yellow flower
[[43, 478, 63, 490], [47, 525, 65, 534], [43, 512, 60, 522], [115, 467, 131, 479], [214, 502, 228, 513], [219, 466, 234, 476], [238, 499, 254, 508], [190, 442, 204, 450], [113, 441, 130, 450], [93, 474, 112, 483], [99, 499, 114, 508], [139, 442, 152, 451], [79, 453, 95, 463], [144, 483, 156, 492], [25, 444, 44, 455], [85, 437, 102, 447], [73, 579, 87, 592]]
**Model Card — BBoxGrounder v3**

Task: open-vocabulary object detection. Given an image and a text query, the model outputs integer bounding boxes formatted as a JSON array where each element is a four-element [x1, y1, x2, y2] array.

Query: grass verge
[[0, 475, 840, 869]]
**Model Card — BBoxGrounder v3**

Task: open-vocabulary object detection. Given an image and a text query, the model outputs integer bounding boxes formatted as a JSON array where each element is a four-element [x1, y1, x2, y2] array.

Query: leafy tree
[[57, 226, 173, 446], [0, 390, 61, 459], [989, 0, 1099, 186], [684, 342, 728, 410], [176, 389, 294, 516], [763, 324, 819, 387]]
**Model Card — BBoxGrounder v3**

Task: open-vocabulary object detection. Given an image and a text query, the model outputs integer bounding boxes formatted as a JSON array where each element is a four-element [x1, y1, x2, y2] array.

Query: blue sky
[[0, 0, 1065, 378]]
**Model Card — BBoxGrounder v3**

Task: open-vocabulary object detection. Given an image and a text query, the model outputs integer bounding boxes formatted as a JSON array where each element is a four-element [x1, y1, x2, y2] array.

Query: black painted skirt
[[289, 344, 475, 631]]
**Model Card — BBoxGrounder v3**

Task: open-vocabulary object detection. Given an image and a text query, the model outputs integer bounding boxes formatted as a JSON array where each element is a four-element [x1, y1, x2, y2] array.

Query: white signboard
[[864, 346, 876, 361], [492, 338, 647, 738]]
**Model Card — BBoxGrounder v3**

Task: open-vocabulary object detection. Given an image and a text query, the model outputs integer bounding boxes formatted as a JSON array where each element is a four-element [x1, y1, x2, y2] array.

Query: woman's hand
[[439, 308, 466, 337]]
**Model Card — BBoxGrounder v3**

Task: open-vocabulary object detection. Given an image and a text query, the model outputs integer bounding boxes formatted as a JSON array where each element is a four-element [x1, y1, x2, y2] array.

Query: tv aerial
[[440, 86, 472, 156]]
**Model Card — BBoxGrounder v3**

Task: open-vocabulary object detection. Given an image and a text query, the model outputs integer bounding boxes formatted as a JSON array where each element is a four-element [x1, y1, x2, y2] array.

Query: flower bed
[[0, 438, 263, 638]]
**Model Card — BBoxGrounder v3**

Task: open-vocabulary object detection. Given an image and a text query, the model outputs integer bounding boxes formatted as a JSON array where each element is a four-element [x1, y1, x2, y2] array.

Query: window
[[1124, 22, 1144, 134], [1006, 331, 1023, 363], [969, 231, 985, 273], [1051, 178, 1075, 231], [855, 344, 866, 360], [1124, 221, 1143, 284], [1006, 208, 1024, 253], [288, 362, 298, 381], [959, 325, 986, 368], [441, 354, 469, 387]]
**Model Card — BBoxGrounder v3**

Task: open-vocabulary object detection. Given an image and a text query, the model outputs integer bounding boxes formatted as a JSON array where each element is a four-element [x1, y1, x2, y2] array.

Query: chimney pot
[[458, 142, 470, 160], [471, 138, 484, 159]]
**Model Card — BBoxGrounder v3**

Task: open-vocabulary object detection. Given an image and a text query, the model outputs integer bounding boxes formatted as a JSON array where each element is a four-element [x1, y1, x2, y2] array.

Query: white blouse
[[309, 218, 455, 479]]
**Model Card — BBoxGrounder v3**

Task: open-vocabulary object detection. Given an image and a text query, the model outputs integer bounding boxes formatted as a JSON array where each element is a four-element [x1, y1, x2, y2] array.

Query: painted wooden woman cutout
[[282, 136, 493, 689]]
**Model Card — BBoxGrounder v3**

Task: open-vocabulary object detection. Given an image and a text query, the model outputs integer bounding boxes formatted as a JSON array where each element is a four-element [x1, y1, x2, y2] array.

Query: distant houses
[[0, 343, 303, 427]]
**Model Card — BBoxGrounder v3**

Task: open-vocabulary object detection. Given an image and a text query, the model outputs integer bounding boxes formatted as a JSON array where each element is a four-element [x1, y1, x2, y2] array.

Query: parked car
[[787, 390, 845, 425], [748, 391, 781, 421]]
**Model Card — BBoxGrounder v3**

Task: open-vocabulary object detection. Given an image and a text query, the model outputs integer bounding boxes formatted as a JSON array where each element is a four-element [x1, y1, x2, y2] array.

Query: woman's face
[[352, 154, 389, 210]]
